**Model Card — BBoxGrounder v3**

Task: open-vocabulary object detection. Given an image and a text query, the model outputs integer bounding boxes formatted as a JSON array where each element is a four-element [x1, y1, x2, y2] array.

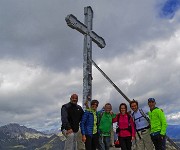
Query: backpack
[[97, 111, 104, 126], [114, 139, 121, 148], [139, 109, 150, 123], [116, 113, 132, 134], [132, 108, 150, 124]]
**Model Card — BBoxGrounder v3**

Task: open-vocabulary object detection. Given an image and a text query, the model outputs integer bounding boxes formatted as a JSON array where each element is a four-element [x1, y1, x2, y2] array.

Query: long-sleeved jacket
[[113, 113, 135, 138], [98, 112, 116, 136], [148, 107, 167, 136], [80, 109, 98, 136], [61, 102, 84, 132]]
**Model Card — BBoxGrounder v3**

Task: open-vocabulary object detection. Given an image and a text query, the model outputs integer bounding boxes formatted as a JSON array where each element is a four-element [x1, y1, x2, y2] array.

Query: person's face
[[130, 102, 138, 112], [148, 101, 156, 110], [120, 105, 126, 114], [91, 103, 98, 110], [70, 95, 78, 104], [104, 104, 112, 113]]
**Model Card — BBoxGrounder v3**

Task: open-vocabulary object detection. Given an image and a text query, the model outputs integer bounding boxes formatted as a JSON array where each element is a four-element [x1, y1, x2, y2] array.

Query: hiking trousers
[[85, 133, 99, 150], [77, 129, 85, 150], [150, 133, 163, 150], [118, 136, 132, 150], [99, 135, 111, 150], [62, 130, 78, 150], [135, 128, 154, 150]]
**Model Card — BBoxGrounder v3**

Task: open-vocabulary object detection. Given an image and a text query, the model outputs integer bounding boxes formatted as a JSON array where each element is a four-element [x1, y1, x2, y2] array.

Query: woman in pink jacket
[[113, 103, 135, 150]]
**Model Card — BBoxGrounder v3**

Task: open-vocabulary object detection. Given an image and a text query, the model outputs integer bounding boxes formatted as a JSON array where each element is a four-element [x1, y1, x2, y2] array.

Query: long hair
[[119, 103, 128, 113]]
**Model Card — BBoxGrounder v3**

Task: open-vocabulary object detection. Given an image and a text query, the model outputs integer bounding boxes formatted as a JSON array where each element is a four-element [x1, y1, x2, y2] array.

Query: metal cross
[[65, 6, 106, 108]]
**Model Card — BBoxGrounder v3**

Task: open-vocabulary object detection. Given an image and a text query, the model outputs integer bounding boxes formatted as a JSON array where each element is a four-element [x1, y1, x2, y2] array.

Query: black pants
[[85, 133, 99, 150], [151, 133, 163, 150], [118, 136, 132, 150]]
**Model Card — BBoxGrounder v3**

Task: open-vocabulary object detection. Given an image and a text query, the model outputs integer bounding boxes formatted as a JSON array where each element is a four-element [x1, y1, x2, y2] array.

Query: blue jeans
[[99, 136, 111, 150]]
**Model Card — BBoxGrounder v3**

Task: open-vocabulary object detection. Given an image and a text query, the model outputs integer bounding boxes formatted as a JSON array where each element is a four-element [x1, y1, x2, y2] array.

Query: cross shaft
[[65, 6, 106, 108]]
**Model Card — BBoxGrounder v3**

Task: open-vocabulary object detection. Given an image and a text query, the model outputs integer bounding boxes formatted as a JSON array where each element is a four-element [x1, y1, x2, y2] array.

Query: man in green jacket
[[148, 98, 167, 150], [98, 103, 116, 150]]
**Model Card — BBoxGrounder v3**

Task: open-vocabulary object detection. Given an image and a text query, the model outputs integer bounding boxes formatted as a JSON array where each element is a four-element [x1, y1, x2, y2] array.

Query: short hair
[[130, 99, 138, 107], [70, 94, 78, 99], [91, 99, 99, 106], [105, 103, 111, 107], [104, 103, 112, 109]]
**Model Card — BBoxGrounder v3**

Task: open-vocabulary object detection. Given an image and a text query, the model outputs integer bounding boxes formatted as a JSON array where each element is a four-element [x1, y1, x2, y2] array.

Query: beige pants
[[62, 130, 78, 150], [77, 129, 85, 150], [135, 128, 154, 150]]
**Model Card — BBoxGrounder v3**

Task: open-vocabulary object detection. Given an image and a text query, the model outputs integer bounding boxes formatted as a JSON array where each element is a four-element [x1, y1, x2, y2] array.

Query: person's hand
[[84, 100, 89, 109], [128, 111, 131, 115], [82, 135, 86, 143], [66, 129, 73, 135], [160, 134, 165, 140], [131, 136, 135, 141]]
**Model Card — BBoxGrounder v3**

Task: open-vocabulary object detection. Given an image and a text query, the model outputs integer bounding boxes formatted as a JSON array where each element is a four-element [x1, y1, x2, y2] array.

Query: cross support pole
[[65, 6, 106, 108], [90, 59, 131, 103]]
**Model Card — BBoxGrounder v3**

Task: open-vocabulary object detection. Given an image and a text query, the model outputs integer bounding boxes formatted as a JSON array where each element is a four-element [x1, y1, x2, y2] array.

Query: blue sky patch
[[160, 0, 180, 19]]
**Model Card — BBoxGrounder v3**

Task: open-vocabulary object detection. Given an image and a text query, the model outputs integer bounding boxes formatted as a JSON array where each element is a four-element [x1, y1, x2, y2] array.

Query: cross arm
[[90, 31, 106, 48], [65, 14, 106, 49], [65, 14, 88, 35]]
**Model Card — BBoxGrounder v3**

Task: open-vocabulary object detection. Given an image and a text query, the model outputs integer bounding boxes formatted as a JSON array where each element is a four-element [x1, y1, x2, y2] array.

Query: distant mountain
[[167, 124, 180, 139], [0, 123, 64, 150], [37, 134, 65, 150], [42, 128, 60, 135]]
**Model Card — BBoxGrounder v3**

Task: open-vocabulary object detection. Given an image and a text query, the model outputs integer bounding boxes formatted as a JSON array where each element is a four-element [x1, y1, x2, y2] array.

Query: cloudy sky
[[0, 0, 180, 131]]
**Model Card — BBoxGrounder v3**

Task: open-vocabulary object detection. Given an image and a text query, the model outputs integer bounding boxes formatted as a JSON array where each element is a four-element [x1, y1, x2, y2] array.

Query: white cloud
[[167, 112, 180, 125]]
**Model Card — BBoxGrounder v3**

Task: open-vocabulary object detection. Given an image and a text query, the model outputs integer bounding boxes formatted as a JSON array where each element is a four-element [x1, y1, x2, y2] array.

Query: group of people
[[61, 93, 167, 150]]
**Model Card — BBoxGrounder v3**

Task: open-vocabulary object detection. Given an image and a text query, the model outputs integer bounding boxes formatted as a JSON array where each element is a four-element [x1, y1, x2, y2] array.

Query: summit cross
[[65, 6, 106, 108]]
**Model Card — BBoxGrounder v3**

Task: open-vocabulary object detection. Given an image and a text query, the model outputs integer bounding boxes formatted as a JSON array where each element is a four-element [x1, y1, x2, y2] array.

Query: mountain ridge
[[0, 123, 64, 150], [166, 124, 180, 139], [0, 123, 179, 150]]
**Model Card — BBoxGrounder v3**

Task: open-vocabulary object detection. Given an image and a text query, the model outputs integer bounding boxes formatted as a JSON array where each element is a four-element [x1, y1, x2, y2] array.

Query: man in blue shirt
[[130, 100, 154, 150]]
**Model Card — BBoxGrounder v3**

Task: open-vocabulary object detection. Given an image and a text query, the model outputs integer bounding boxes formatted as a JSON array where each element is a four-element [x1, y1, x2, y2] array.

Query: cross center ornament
[[65, 6, 106, 108]]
